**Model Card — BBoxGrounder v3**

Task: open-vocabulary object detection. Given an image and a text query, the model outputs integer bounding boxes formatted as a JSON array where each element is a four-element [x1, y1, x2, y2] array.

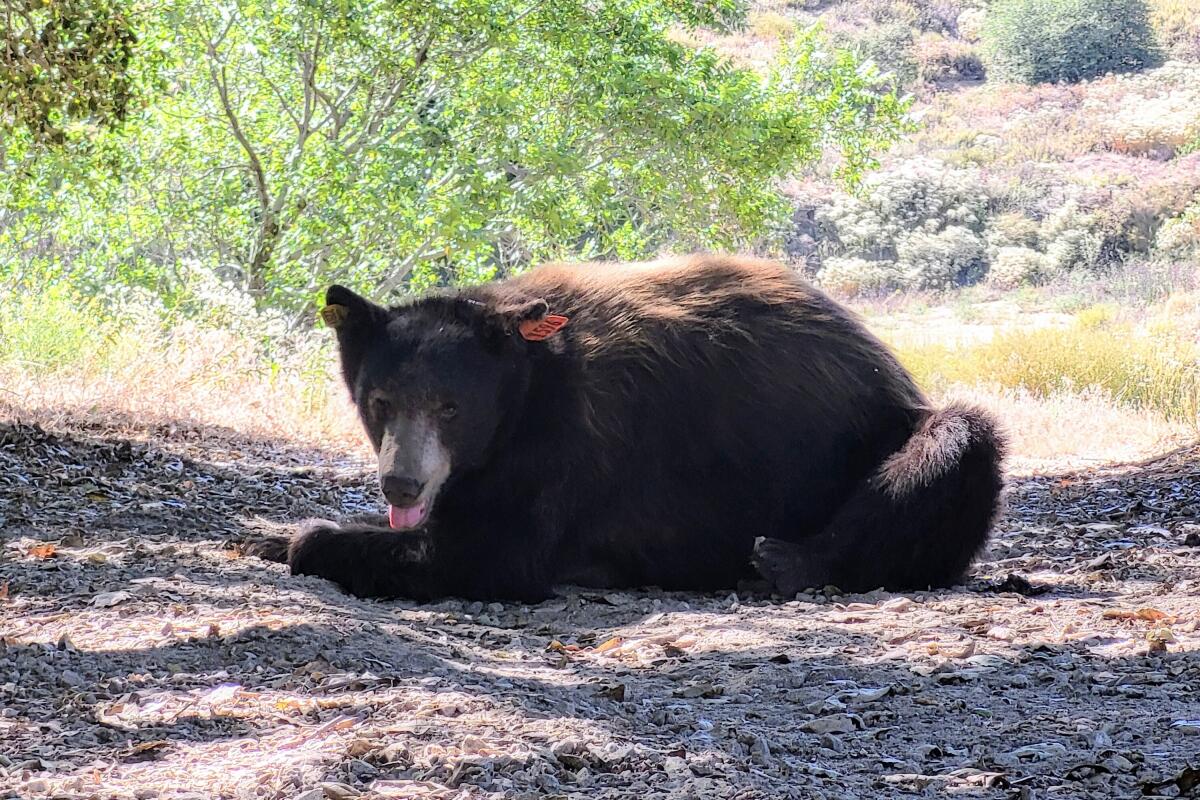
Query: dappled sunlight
[[4, 0, 1200, 795]]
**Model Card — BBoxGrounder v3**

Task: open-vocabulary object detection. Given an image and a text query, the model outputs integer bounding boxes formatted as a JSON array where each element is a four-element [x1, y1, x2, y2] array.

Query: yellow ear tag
[[320, 304, 348, 328]]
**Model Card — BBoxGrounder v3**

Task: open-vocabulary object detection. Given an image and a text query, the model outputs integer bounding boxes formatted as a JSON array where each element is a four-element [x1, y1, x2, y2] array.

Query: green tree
[[1, 0, 137, 145], [3, 0, 909, 313]]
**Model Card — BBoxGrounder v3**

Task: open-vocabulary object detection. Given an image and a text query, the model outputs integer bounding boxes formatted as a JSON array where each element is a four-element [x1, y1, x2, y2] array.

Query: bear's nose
[[381, 475, 424, 507]]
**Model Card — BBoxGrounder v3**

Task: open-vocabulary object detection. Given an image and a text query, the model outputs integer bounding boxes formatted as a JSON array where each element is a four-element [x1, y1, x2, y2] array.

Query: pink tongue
[[388, 502, 427, 530]]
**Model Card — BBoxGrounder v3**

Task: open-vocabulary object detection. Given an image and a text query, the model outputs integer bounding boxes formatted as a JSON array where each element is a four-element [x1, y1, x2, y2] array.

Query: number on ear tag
[[519, 314, 569, 341]]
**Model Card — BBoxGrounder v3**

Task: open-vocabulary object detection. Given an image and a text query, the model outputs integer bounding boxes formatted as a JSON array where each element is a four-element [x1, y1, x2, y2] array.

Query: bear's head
[[321, 284, 563, 529]]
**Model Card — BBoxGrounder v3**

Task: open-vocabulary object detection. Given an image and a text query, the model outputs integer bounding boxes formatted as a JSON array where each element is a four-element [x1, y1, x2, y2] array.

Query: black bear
[[254, 255, 1004, 600]]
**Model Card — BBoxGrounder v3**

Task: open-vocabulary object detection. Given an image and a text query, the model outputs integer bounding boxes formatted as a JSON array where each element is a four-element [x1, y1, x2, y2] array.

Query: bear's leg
[[239, 517, 341, 564], [280, 520, 553, 602], [283, 520, 435, 598], [240, 513, 392, 565], [754, 403, 1005, 594]]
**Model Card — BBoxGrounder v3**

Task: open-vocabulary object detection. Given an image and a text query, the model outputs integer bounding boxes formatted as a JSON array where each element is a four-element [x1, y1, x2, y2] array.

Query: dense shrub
[[910, 0, 964, 33], [812, 151, 1193, 296], [896, 226, 988, 288], [988, 246, 1049, 288], [956, 7, 986, 41], [816, 256, 906, 295], [815, 159, 991, 292], [847, 23, 920, 88], [1045, 227, 1106, 273], [982, 0, 1162, 84], [1154, 201, 1200, 256], [867, 159, 989, 232], [858, 0, 920, 27], [987, 212, 1041, 250]]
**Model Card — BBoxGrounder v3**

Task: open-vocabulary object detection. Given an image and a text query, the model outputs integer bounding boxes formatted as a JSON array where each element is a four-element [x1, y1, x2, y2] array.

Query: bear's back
[[494, 254, 925, 417]]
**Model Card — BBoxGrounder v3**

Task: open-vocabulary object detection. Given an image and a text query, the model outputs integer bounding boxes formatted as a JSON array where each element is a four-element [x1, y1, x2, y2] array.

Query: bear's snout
[[381, 475, 425, 507]]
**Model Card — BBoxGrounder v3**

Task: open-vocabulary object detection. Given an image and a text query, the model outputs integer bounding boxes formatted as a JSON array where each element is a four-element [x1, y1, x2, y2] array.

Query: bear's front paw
[[286, 520, 394, 598], [287, 520, 343, 576]]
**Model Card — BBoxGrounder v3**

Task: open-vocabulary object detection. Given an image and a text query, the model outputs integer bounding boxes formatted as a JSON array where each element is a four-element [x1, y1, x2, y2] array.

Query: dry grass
[[2, 360, 367, 455], [4, 288, 1198, 477], [861, 292, 1200, 471], [0, 288, 368, 454], [748, 10, 797, 40], [873, 291, 1200, 418], [1149, 0, 1200, 59], [12, 357, 1189, 476], [667, 25, 784, 72], [934, 386, 1195, 473], [902, 62, 1200, 166]]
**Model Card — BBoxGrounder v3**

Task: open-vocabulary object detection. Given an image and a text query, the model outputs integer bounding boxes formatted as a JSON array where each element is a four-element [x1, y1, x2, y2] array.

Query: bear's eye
[[438, 402, 459, 421]]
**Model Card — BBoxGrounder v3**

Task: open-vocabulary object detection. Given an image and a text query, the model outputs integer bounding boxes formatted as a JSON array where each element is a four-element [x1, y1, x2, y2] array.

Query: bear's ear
[[494, 298, 551, 332], [454, 295, 563, 342], [322, 285, 388, 391], [321, 285, 387, 332]]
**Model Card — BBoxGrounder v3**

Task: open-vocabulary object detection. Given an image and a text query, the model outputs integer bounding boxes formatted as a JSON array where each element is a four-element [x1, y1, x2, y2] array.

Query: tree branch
[[206, 29, 269, 214]]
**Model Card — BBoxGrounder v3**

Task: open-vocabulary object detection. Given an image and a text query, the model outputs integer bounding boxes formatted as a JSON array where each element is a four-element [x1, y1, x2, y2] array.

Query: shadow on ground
[[2, 408, 1199, 799]]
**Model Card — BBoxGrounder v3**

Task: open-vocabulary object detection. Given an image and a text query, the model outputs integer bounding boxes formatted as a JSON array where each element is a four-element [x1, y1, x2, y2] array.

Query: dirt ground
[[2, 407, 1199, 800]]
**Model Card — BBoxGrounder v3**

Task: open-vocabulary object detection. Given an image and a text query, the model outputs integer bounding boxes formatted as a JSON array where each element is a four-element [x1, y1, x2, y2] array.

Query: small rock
[[90, 590, 133, 608], [319, 782, 361, 800], [674, 681, 722, 699], [1147, 628, 1175, 654], [807, 696, 845, 714], [662, 756, 691, 781], [820, 733, 844, 753], [1007, 742, 1069, 762], [986, 626, 1016, 642], [930, 640, 976, 659], [1103, 753, 1135, 772], [881, 597, 915, 613], [743, 733, 773, 767], [842, 686, 890, 706], [802, 714, 858, 735]]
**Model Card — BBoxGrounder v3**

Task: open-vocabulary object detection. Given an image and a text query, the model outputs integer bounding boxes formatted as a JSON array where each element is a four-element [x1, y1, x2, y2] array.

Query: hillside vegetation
[[686, 0, 1200, 300], [2, 0, 1198, 443]]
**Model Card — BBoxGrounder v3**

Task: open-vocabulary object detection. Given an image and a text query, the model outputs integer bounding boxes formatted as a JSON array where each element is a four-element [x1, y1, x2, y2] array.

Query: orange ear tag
[[519, 314, 570, 341]]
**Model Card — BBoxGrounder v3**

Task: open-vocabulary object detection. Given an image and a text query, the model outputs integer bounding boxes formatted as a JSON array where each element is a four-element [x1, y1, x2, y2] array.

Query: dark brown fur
[[253, 255, 1006, 600]]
